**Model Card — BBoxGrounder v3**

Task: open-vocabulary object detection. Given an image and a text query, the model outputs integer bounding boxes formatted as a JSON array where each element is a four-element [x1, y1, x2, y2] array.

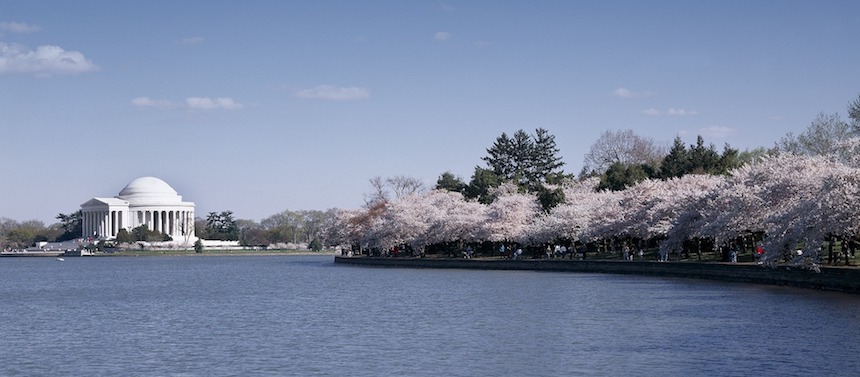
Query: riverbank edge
[[92, 250, 337, 257], [0, 250, 336, 257], [333, 256, 860, 294]]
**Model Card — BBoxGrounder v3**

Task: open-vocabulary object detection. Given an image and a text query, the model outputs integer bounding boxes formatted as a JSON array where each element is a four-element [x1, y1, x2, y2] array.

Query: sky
[[2, 0, 859, 224]]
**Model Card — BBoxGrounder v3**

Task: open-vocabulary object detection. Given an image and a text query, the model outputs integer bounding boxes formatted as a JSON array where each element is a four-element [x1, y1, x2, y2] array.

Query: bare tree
[[179, 215, 196, 245], [848, 94, 860, 128], [387, 175, 425, 198], [581, 129, 665, 176], [363, 175, 426, 207], [363, 176, 390, 207], [777, 112, 853, 162]]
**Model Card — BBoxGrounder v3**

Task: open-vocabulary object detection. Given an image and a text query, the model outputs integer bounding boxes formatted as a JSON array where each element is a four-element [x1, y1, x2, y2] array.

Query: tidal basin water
[[1, 255, 858, 376]]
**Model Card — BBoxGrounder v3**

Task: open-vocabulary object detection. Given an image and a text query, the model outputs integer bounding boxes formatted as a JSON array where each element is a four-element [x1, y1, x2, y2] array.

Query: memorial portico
[[80, 177, 196, 242]]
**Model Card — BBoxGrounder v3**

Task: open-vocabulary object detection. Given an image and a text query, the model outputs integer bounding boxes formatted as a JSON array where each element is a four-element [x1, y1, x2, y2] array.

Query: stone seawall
[[333, 257, 860, 294]]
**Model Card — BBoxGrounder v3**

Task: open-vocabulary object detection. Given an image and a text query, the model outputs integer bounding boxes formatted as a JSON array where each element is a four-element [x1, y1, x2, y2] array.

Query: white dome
[[117, 176, 182, 203]]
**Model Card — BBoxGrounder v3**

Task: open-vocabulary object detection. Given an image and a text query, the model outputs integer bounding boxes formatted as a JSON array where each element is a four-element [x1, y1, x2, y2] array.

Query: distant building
[[80, 177, 195, 242]]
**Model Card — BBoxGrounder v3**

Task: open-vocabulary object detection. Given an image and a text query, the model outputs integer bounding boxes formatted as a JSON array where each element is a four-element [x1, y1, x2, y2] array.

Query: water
[[1, 255, 858, 376]]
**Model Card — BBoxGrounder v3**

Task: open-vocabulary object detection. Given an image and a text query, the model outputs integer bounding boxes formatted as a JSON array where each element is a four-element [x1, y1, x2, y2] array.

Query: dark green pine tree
[[435, 171, 467, 194], [529, 127, 565, 186], [465, 166, 502, 204], [482, 132, 516, 180], [659, 136, 690, 179], [688, 135, 721, 175], [55, 210, 83, 241], [509, 129, 535, 185], [481, 129, 536, 186], [599, 162, 653, 191], [717, 144, 740, 175]]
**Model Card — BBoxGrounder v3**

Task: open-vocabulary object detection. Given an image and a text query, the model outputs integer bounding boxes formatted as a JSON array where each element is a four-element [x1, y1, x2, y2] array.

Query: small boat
[[56, 257, 65, 262]]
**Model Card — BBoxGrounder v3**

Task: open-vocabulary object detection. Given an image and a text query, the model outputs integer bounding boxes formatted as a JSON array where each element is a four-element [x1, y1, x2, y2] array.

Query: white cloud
[[186, 97, 244, 110], [434, 31, 452, 41], [667, 108, 698, 116], [0, 42, 98, 76], [613, 87, 635, 98], [698, 126, 736, 138], [0, 21, 40, 33], [613, 87, 654, 98], [131, 97, 174, 109], [295, 85, 370, 101], [178, 36, 204, 45], [131, 96, 243, 110], [642, 107, 697, 116]]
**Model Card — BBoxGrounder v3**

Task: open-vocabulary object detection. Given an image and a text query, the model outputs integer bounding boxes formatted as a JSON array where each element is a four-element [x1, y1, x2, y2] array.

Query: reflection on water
[[1, 255, 858, 376]]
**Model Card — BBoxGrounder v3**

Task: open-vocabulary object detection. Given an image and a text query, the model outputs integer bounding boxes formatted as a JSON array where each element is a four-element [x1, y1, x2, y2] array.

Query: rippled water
[[1, 255, 858, 376]]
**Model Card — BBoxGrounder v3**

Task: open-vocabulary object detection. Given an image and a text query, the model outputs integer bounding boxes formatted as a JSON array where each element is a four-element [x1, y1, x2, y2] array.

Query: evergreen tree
[[482, 132, 516, 180], [474, 128, 568, 209], [480, 128, 566, 188], [55, 210, 82, 241], [536, 185, 565, 212], [508, 129, 535, 185], [530, 127, 565, 186], [599, 162, 654, 191], [205, 211, 239, 241], [465, 166, 502, 204], [660, 135, 737, 178], [688, 135, 721, 174], [660, 136, 690, 179], [435, 171, 467, 193], [717, 144, 741, 174], [115, 228, 132, 243], [309, 238, 323, 251]]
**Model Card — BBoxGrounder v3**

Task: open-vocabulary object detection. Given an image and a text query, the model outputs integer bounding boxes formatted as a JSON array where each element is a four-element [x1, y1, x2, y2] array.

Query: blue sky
[[2, 1, 859, 224]]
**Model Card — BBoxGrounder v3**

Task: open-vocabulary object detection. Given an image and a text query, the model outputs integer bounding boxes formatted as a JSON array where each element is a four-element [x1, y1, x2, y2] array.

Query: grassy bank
[[335, 256, 860, 294], [91, 249, 337, 257]]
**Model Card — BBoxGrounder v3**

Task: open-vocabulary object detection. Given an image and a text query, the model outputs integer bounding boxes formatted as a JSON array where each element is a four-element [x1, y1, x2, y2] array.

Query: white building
[[80, 177, 196, 242]]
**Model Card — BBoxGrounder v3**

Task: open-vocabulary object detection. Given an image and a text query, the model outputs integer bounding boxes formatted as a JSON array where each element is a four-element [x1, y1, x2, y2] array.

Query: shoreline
[[334, 256, 860, 294], [2, 250, 337, 257], [95, 250, 337, 257]]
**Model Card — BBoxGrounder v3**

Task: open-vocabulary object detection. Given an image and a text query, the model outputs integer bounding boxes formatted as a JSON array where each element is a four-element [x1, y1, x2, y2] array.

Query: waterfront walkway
[[334, 256, 860, 294]]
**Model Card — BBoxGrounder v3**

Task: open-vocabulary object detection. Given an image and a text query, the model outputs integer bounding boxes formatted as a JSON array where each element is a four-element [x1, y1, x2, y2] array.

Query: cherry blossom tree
[[626, 175, 722, 241], [481, 183, 541, 244], [336, 152, 859, 270], [533, 178, 610, 245], [363, 194, 434, 252], [660, 153, 854, 269], [419, 190, 487, 247]]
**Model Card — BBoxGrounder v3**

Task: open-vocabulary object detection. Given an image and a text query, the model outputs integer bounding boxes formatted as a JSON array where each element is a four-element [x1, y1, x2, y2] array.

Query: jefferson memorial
[[80, 177, 196, 242]]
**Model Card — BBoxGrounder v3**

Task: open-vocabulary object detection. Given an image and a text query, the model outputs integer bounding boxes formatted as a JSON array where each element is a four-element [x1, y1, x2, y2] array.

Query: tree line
[[329, 94, 860, 269], [433, 128, 752, 211], [3, 94, 858, 257], [0, 208, 336, 251]]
